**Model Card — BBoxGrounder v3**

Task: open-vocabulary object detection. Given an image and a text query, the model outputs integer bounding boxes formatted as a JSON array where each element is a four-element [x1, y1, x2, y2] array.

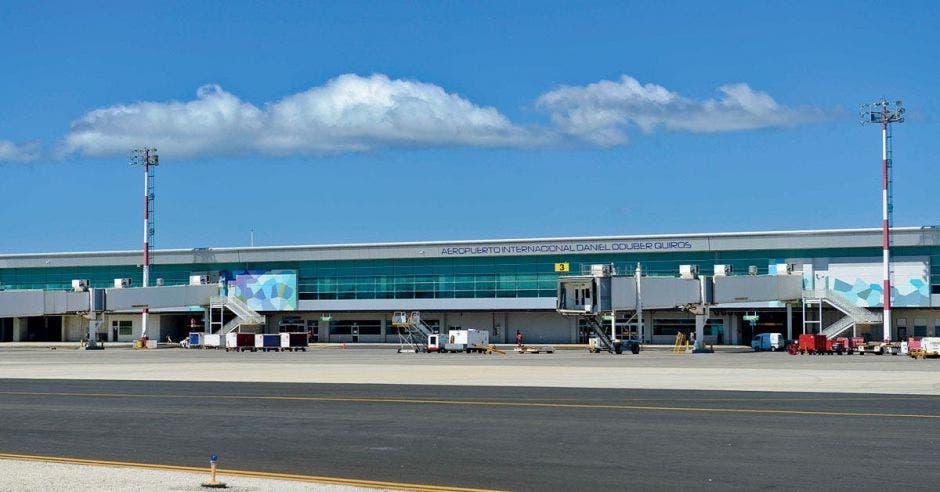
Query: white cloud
[[51, 73, 833, 158], [63, 74, 535, 157], [0, 140, 40, 162], [536, 75, 829, 145]]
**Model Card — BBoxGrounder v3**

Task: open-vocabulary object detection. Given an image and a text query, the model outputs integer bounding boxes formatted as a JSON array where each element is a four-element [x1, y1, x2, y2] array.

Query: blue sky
[[0, 1, 937, 253]]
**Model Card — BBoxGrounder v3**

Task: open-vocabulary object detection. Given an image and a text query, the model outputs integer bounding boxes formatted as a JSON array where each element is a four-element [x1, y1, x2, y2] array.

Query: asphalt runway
[[1, 379, 938, 491]]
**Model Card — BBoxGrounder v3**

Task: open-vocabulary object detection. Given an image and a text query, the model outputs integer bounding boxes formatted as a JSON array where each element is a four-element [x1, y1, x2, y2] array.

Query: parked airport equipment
[[751, 333, 784, 352], [255, 334, 281, 352], [280, 332, 308, 351], [203, 334, 221, 349], [187, 332, 204, 349], [439, 328, 489, 353], [391, 311, 434, 353], [909, 337, 940, 359], [225, 332, 255, 352], [798, 334, 828, 354]]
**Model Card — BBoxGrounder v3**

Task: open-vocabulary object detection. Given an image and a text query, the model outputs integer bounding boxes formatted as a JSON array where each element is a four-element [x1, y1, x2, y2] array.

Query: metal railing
[[821, 316, 856, 338], [209, 296, 266, 334], [802, 289, 882, 323]]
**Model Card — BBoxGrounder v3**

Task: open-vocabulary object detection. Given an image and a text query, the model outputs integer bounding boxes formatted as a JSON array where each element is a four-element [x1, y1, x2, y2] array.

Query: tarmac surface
[[1, 347, 939, 394], [1, 378, 939, 491]]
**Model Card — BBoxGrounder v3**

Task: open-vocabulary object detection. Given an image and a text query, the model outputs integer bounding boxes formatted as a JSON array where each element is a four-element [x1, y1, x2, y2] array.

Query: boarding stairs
[[392, 311, 433, 353], [584, 315, 614, 353], [802, 288, 882, 339], [209, 296, 266, 335]]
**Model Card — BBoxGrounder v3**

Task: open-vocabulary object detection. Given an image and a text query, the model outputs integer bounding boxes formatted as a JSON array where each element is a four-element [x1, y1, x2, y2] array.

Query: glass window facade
[[1, 245, 938, 302]]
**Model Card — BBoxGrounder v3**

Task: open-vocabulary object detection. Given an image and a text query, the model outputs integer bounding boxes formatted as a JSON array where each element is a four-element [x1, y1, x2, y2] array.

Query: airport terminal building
[[1, 227, 939, 345]]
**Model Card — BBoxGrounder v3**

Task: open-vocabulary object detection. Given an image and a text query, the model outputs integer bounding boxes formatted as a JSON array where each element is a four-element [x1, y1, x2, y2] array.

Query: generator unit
[[713, 264, 733, 277], [679, 264, 699, 279], [189, 274, 210, 285], [439, 329, 490, 353]]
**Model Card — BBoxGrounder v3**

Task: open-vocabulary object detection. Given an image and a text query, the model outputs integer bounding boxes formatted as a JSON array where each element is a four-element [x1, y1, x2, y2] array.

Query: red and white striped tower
[[880, 101, 891, 342], [863, 98, 904, 342], [130, 147, 158, 342]]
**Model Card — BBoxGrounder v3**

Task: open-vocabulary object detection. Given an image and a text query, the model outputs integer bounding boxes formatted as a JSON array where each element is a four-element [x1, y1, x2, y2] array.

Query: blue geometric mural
[[231, 270, 297, 311], [828, 268, 930, 308]]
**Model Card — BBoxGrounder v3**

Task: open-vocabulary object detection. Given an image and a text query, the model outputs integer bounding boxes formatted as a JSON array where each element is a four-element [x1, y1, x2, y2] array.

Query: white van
[[751, 333, 784, 352]]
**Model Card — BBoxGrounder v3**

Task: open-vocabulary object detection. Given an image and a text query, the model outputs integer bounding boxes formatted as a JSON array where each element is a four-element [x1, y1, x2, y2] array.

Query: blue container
[[262, 334, 280, 348], [188, 332, 203, 347]]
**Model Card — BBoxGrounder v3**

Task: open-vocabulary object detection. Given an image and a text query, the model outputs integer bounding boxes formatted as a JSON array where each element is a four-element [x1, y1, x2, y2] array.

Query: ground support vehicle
[[255, 334, 281, 352], [798, 334, 828, 354], [280, 332, 308, 351], [910, 337, 940, 359], [751, 333, 784, 351], [514, 345, 555, 354], [474, 344, 507, 355], [590, 336, 640, 354], [184, 332, 203, 349], [225, 333, 255, 352], [439, 329, 490, 353], [203, 334, 221, 349]]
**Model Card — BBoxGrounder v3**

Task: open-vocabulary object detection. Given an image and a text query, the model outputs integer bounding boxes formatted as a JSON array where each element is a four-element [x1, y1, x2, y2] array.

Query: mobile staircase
[[584, 315, 615, 353], [208, 295, 266, 335], [802, 288, 882, 339], [391, 311, 434, 353]]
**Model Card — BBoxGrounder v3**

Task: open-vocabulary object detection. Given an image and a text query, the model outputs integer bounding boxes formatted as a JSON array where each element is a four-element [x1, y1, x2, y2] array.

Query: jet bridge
[[0, 284, 219, 318], [557, 275, 707, 313], [558, 265, 804, 351], [0, 284, 221, 347]]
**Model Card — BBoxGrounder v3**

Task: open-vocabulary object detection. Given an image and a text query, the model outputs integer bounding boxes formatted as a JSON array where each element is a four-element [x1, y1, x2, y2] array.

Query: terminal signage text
[[440, 240, 694, 256]]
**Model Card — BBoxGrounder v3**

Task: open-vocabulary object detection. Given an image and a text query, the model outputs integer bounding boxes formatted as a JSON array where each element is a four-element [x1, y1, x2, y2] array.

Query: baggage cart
[[255, 334, 282, 352], [203, 334, 221, 349], [279, 332, 308, 352], [187, 332, 204, 349], [225, 332, 255, 352], [798, 334, 827, 354]]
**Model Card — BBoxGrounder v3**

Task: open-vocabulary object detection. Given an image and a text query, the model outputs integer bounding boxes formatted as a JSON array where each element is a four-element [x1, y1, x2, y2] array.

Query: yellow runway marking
[[0, 452, 497, 492], [1, 390, 939, 419]]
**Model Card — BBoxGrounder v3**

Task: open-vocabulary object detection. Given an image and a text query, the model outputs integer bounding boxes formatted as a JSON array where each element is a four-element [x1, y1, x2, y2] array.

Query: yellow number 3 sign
[[554, 262, 570, 273]]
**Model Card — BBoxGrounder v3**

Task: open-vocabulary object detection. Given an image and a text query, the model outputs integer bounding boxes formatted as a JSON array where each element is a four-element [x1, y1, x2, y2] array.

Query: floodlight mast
[[860, 98, 904, 342], [129, 147, 159, 343]]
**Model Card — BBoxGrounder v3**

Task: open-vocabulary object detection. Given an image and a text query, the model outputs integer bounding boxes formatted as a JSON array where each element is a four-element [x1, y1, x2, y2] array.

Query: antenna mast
[[130, 147, 159, 343], [860, 98, 905, 342]]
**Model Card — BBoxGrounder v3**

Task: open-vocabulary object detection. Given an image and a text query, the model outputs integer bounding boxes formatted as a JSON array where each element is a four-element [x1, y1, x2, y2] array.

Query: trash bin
[[613, 340, 623, 354]]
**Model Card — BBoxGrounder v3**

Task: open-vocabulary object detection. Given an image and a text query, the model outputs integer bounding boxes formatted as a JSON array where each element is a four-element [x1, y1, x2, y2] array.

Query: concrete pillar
[[786, 304, 793, 340], [730, 315, 740, 345], [694, 313, 706, 351], [13, 317, 26, 342], [721, 315, 731, 345]]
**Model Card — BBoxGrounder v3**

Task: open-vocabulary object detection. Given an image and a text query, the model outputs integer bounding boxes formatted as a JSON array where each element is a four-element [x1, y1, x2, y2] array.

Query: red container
[[908, 337, 922, 351], [799, 334, 827, 353], [289, 332, 307, 348], [236, 333, 254, 347], [849, 337, 865, 349]]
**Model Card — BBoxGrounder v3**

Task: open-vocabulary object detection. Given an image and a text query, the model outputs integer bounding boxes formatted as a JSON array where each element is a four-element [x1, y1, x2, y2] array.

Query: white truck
[[438, 329, 490, 353], [751, 332, 784, 352]]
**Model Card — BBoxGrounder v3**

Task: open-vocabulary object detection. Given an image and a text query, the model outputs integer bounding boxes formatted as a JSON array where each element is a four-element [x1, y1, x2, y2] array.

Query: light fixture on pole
[[860, 98, 904, 342], [129, 147, 159, 344]]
